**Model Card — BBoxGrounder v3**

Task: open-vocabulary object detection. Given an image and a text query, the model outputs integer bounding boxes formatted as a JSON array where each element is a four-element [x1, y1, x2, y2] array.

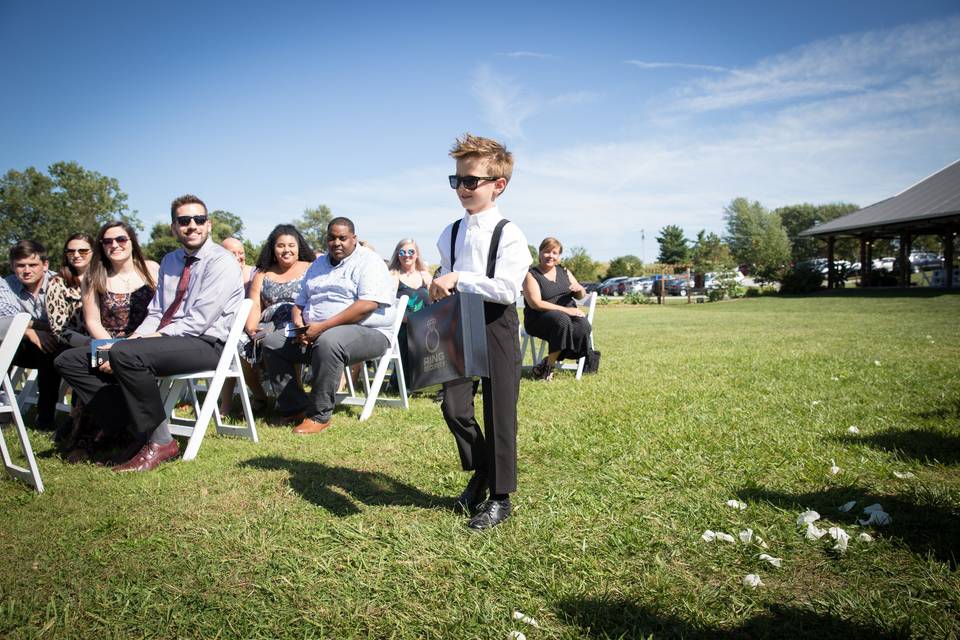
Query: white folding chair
[[0, 314, 44, 492], [11, 366, 72, 417], [519, 292, 597, 380], [159, 299, 259, 461], [337, 295, 409, 421]]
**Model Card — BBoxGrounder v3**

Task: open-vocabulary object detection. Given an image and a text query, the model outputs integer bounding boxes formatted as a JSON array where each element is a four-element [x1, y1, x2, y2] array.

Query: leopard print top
[[45, 275, 84, 340]]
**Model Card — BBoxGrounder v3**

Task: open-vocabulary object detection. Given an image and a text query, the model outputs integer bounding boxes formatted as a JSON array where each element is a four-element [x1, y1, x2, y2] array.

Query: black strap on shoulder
[[449, 217, 509, 279], [486, 219, 510, 278], [450, 219, 462, 269]]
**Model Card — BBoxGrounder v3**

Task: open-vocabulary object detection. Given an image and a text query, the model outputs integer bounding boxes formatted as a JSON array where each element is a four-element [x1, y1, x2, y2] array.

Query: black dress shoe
[[467, 498, 511, 530], [455, 472, 488, 516]]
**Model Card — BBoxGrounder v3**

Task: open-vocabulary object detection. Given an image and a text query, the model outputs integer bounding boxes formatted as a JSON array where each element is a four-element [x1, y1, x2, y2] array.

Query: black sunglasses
[[101, 236, 130, 247], [176, 215, 209, 227], [448, 175, 499, 190]]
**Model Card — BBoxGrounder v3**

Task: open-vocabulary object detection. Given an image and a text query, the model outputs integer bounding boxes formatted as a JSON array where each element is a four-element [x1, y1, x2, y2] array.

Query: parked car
[[910, 252, 942, 270], [599, 276, 629, 296], [622, 277, 655, 295], [617, 276, 647, 295], [581, 281, 601, 293], [650, 277, 692, 296]]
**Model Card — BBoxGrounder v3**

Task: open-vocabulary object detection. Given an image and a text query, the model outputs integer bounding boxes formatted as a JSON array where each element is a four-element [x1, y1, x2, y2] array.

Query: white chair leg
[[0, 376, 43, 493], [359, 355, 391, 422]]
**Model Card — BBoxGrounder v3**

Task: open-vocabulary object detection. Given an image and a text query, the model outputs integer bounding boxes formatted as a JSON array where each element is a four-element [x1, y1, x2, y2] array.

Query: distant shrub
[[707, 288, 725, 302], [780, 263, 824, 294], [623, 292, 653, 305], [744, 287, 761, 297]]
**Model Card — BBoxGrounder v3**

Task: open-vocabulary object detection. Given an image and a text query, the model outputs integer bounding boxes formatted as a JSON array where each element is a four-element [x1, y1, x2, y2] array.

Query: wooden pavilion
[[800, 159, 960, 288]]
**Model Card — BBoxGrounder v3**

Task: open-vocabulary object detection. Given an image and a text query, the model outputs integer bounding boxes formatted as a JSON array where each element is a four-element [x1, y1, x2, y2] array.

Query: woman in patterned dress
[[46, 233, 95, 348], [53, 221, 158, 461], [219, 224, 314, 415], [522, 237, 590, 381]]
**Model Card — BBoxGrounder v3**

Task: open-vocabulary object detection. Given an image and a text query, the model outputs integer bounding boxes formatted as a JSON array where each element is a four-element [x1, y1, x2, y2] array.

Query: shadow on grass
[[738, 485, 959, 568], [555, 596, 903, 639], [241, 456, 454, 515], [832, 428, 960, 465]]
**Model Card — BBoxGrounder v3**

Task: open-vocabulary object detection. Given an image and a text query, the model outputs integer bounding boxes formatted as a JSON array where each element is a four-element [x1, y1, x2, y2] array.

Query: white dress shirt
[[136, 238, 244, 343], [436, 206, 530, 305], [295, 245, 397, 338]]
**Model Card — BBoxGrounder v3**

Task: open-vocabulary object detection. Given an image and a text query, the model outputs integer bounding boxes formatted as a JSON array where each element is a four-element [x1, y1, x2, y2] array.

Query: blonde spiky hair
[[449, 133, 514, 183]]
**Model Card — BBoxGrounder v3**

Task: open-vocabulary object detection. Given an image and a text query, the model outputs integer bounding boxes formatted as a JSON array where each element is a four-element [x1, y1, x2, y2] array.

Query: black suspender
[[449, 218, 510, 278]]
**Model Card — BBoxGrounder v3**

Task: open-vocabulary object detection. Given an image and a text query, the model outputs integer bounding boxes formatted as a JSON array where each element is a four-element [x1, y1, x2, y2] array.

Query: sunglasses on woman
[[101, 236, 130, 247], [448, 175, 499, 190], [65, 248, 92, 256], [397, 249, 416, 257]]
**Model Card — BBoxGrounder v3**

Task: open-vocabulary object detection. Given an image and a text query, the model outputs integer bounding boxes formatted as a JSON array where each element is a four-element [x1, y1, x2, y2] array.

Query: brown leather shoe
[[112, 440, 180, 472], [292, 416, 332, 435]]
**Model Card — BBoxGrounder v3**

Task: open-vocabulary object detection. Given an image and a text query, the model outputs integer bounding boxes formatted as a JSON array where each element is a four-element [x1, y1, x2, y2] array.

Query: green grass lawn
[[2, 292, 959, 639]]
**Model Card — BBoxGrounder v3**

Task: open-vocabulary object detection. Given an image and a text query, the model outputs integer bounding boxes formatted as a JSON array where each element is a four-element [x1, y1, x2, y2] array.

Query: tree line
[[0, 162, 332, 274], [2, 161, 941, 281]]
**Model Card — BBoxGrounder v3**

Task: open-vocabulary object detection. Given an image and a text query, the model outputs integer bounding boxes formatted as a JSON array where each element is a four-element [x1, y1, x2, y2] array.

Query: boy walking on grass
[[430, 134, 529, 530]]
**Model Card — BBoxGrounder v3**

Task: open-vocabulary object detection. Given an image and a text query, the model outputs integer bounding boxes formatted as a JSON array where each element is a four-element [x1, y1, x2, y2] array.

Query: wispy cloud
[[471, 64, 540, 139], [550, 91, 603, 106], [625, 60, 735, 74], [503, 51, 557, 60], [667, 16, 960, 113]]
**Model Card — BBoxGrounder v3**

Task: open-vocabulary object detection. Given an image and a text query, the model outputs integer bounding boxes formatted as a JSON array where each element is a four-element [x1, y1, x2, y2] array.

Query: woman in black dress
[[522, 237, 589, 380]]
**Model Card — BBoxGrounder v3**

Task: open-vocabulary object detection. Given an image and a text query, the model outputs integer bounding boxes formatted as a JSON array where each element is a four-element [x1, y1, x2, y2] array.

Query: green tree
[[723, 197, 790, 282], [528, 244, 538, 265], [0, 161, 138, 273], [776, 202, 860, 262], [656, 225, 690, 264], [691, 230, 734, 274], [295, 204, 333, 251], [209, 210, 245, 243], [606, 254, 643, 278], [143, 221, 180, 263], [562, 246, 601, 281]]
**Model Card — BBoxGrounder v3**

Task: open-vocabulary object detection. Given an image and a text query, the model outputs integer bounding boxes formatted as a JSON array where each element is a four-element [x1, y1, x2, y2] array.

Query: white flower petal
[[739, 528, 754, 544], [838, 500, 857, 513], [758, 553, 782, 568], [797, 510, 821, 526], [858, 533, 874, 543], [742, 574, 764, 588], [726, 499, 747, 510], [512, 611, 539, 628], [893, 471, 915, 479], [702, 530, 717, 542], [806, 523, 827, 540], [847, 426, 860, 434]]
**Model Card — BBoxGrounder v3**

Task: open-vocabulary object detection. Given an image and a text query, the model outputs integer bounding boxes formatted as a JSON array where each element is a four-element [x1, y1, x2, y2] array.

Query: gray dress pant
[[263, 324, 388, 422]]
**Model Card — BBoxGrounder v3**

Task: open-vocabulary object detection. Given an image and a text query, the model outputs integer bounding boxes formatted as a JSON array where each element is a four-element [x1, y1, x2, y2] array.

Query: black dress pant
[[55, 336, 222, 441], [441, 302, 521, 495], [12, 336, 61, 423]]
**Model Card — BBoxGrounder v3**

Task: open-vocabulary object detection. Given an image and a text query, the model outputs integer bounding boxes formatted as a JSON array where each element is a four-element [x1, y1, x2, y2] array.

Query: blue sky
[[2, 1, 958, 263]]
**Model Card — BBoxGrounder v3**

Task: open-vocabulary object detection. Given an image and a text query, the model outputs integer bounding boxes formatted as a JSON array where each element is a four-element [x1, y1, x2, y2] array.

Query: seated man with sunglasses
[[1, 240, 62, 429], [54, 195, 243, 471]]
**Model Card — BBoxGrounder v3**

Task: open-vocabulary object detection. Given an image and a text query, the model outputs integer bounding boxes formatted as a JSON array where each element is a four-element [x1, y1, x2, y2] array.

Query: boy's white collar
[[464, 205, 501, 227]]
